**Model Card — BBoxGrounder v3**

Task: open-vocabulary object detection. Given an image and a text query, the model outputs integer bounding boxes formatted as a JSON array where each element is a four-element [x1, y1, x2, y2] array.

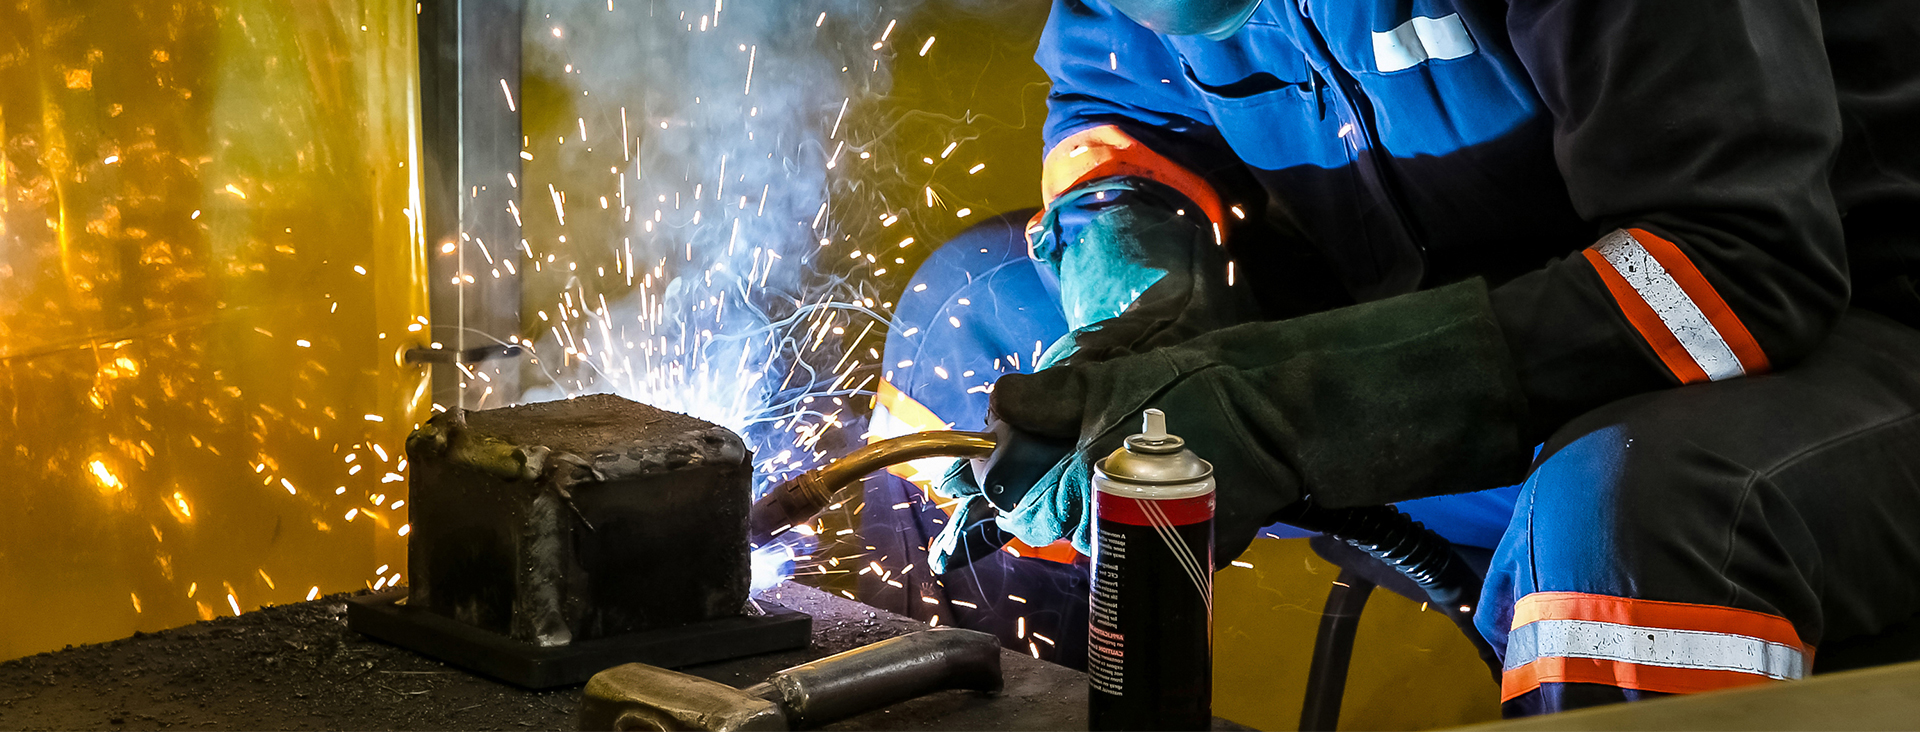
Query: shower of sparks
[[0, 0, 1028, 655], [495, 0, 1047, 610]]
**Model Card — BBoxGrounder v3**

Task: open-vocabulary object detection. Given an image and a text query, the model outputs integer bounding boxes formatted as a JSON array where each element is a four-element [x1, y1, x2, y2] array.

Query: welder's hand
[[928, 495, 1014, 575], [1029, 179, 1260, 370], [928, 421, 1079, 573], [980, 280, 1534, 566]]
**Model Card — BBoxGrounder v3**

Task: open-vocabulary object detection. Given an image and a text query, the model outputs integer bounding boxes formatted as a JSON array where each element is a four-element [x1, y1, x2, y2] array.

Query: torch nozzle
[[749, 430, 996, 546]]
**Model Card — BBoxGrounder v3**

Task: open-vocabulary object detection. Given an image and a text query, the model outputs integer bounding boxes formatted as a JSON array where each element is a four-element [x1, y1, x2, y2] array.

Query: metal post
[[416, 0, 524, 411]]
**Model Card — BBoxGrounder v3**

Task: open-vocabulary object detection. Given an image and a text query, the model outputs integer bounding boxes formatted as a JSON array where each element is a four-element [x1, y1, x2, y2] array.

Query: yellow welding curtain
[[0, 0, 428, 661]]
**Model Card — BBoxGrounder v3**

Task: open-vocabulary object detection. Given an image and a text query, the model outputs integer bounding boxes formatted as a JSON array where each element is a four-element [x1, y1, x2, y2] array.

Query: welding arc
[[748, 431, 996, 546]]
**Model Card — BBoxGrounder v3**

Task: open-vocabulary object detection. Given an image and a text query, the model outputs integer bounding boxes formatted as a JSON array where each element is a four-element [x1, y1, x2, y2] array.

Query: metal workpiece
[[367, 394, 816, 688], [406, 394, 756, 646], [579, 629, 1004, 732], [408, 414, 547, 484], [749, 431, 996, 545]]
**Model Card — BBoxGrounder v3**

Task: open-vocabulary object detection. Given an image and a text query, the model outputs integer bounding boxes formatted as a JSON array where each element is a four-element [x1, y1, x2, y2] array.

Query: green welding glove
[[976, 279, 1532, 567], [1027, 178, 1260, 370]]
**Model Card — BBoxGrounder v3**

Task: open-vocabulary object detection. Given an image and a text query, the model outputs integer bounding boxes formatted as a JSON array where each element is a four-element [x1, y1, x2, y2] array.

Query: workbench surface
[[0, 583, 1087, 730]]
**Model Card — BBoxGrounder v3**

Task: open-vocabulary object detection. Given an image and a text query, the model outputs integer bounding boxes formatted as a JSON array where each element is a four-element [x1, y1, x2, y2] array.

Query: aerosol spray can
[[1087, 408, 1215, 731]]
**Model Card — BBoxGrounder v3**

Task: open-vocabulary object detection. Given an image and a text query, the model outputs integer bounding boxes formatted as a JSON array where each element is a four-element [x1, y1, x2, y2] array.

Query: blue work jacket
[[1035, 0, 1920, 435]]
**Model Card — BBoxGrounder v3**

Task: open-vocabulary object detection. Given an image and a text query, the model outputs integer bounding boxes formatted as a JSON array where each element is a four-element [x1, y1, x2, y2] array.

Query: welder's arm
[[1489, 0, 1848, 440], [1025, 0, 1264, 368], [949, 280, 1530, 568], [927, 1, 1263, 566], [1028, 179, 1261, 370]]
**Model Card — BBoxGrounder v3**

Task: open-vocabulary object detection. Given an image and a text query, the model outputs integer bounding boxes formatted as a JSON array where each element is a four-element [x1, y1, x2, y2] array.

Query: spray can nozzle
[[1142, 409, 1167, 440], [1124, 408, 1185, 455]]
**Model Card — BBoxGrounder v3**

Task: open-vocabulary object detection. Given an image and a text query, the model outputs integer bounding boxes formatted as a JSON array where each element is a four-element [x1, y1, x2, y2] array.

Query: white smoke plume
[[517, 0, 918, 498]]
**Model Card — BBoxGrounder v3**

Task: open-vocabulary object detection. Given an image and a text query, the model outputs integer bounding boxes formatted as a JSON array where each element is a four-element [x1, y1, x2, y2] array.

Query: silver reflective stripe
[[1506, 618, 1805, 680], [1372, 14, 1478, 73], [1593, 230, 1745, 381]]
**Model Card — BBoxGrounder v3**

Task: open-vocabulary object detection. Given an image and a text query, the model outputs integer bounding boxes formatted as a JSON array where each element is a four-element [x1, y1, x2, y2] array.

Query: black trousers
[[1477, 310, 1920, 715]]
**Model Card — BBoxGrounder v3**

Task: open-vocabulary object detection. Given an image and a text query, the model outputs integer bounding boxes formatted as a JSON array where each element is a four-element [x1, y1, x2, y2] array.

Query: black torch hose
[[1276, 499, 1502, 679], [1276, 501, 1465, 589]]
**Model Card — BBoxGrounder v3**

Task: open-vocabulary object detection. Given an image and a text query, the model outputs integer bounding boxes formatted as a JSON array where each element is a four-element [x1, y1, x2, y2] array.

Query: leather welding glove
[[929, 179, 1259, 572], [975, 279, 1532, 567], [1027, 178, 1260, 370], [927, 420, 1076, 574]]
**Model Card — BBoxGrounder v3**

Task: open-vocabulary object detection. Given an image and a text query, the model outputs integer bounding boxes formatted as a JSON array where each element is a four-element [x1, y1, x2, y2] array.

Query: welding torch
[[748, 430, 996, 547], [751, 429, 1489, 641]]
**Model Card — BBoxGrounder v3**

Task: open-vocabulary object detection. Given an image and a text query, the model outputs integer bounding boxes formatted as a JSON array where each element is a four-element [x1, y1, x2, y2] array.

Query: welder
[[879, 0, 1920, 717]]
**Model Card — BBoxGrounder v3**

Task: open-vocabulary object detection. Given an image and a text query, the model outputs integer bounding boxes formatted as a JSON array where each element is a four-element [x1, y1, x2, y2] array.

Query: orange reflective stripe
[[1626, 228, 1770, 374], [1584, 228, 1772, 384], [1010, 538, 1083, 564], [1511, 592, 1805, 647], [1025, 209, 1049, 260], [1584, 247, 1712, 384], [1041, 124, 1227, 228], [1502, 656, 1780, 701], [1502, 592, 1811, 702]]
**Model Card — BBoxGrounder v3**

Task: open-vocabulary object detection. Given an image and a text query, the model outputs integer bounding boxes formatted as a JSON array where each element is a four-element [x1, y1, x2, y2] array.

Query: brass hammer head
[[578, 663, 786, 732]]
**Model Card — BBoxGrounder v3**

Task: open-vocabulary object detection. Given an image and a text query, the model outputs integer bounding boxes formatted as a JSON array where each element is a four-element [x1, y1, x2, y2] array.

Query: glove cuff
[[1283, 279, 1533, 507], [1026, 177, 1212, 266]]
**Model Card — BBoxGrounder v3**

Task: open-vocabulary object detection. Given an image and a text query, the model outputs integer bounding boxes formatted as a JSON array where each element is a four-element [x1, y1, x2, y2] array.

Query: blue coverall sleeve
[[1036, 0, 1244, 217], [1487, 0, 1851, 436], [1038, 0, 1212, 149]]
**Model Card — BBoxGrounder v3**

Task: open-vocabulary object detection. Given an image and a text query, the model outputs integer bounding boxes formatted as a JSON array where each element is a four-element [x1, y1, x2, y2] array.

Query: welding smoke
[[516, 1, 939, 588]]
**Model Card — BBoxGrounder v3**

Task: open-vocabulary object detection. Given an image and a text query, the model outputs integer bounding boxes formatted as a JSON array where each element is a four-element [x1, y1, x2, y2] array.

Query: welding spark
[[744, 45, 757, 95], [502, 2, 1002, 599]]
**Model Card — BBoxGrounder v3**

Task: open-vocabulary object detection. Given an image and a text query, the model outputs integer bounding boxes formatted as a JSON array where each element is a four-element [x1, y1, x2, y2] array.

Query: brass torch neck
[[748, 431, 996, 546]]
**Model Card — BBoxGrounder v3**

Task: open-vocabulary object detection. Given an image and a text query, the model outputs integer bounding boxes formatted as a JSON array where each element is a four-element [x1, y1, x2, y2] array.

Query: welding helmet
[[1106, 0, 1263, 40]]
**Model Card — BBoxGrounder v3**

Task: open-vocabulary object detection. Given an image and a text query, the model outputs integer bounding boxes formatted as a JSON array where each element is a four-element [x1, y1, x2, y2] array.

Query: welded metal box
[[404, 394, 754, 645]]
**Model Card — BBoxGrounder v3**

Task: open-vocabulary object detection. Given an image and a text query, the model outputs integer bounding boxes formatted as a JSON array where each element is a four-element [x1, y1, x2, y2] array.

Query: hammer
[[578, 628, 1004, 731]]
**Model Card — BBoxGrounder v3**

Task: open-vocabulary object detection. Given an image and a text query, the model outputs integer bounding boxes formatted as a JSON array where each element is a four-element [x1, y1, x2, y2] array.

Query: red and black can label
[[1088, 490, 1214, 731]]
